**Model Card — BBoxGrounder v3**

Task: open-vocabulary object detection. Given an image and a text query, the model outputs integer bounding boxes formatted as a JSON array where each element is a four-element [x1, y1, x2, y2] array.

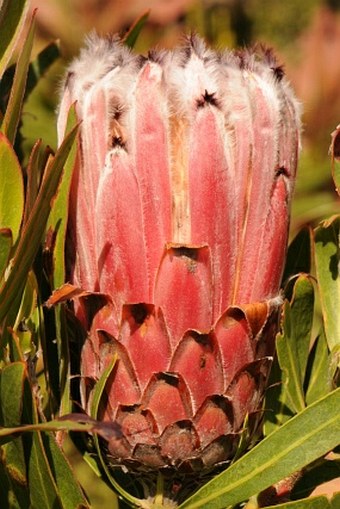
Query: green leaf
[[28, 431, 63, 509], [1, 10, 35, 143], [0, 121, 79, 324], [283, 227, 312, 286], [313, 216, 340, 353], [123, 11, 150, 48], [0, 132, 24, 245], [330, 125, 340, 196], [89, 356, 144, 507], [25, 42, 60, 99], [0, 362, 29, 507], [46, 105, 78, 415], [0, 228, 12, 281], [305, 330, 335, 405], [276, 275, 314, 415], [0, 0, 29, 78], [178, 389, 340, 509], [41, 433, 90, 509], [0, 362, 26, 427], [47, 104, 77, 289]]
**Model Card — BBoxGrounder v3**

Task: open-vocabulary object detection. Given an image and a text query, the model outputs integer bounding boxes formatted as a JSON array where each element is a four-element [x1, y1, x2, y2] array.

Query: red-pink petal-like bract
[[58, 35, 300, 473]]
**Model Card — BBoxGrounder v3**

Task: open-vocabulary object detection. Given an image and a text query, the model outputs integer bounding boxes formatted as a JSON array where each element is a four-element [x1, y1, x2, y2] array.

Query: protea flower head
[[58, 34, 300, 477]]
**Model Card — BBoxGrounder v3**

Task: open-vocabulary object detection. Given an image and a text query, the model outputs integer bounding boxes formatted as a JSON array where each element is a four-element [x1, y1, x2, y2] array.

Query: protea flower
[[57, 35, 300, 476]]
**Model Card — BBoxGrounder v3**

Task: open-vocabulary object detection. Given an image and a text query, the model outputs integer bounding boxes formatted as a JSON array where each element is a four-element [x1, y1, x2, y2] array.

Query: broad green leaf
[[0, 362, 26, 427], [0, 362, 29, 507], [0, 228, 12, 281], [0, 132, 24, 244], [289, 275, 314, 386], [0, 452, 23, 509], [1, 9, 35, 143], [0, 0, 29, 78], [0, 121, 79, 324], [123, 11, 150, 48], [178, 388, 340, 509], [305, 330, 335, 405], [314, 216, 340, 353], [275, 275, 314, 415]]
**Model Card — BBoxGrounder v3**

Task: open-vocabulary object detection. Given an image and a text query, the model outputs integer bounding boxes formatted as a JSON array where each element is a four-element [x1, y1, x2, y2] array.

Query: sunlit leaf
[[178, 389, 340, 509], [314, 216, 340, 354], [0, 132, 24, 244]]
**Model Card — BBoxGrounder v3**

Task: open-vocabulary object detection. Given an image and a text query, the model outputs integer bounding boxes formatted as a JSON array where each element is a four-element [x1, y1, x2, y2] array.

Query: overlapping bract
[[58, 35, 300, 472]]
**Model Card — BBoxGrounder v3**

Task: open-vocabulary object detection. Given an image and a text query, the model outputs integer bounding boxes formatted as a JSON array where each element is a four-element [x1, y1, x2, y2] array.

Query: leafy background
[[2, 0, 340, 507]]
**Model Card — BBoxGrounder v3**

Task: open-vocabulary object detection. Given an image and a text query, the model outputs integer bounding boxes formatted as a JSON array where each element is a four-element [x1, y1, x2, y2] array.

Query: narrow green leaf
[[314, 216, 340, 353], [0, 132, 24, 244], [1, 10, 35, 143], [28, 431, 63, 509], [0, 228, 12, 281], [90, 356, 117, 420], [178, 389, 340, 509], [47, 104, 77, 289], [23, 140, 51, 225], [330, 125, 340, 196], [123, 11, 150, 48], [90, 356, 144, 507], [0, 0, 29, 78], [0, 122, 79, 324], [0, 419, 97, 441], [42, 433, 90, 509]]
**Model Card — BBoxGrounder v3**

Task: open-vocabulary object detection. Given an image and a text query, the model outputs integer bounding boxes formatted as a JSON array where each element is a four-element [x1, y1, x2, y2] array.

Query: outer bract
[[58, 35, 300, 475]]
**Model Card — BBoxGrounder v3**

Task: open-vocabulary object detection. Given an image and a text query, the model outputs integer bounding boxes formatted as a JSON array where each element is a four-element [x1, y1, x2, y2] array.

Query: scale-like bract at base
[[58, 34, 300, 472]]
